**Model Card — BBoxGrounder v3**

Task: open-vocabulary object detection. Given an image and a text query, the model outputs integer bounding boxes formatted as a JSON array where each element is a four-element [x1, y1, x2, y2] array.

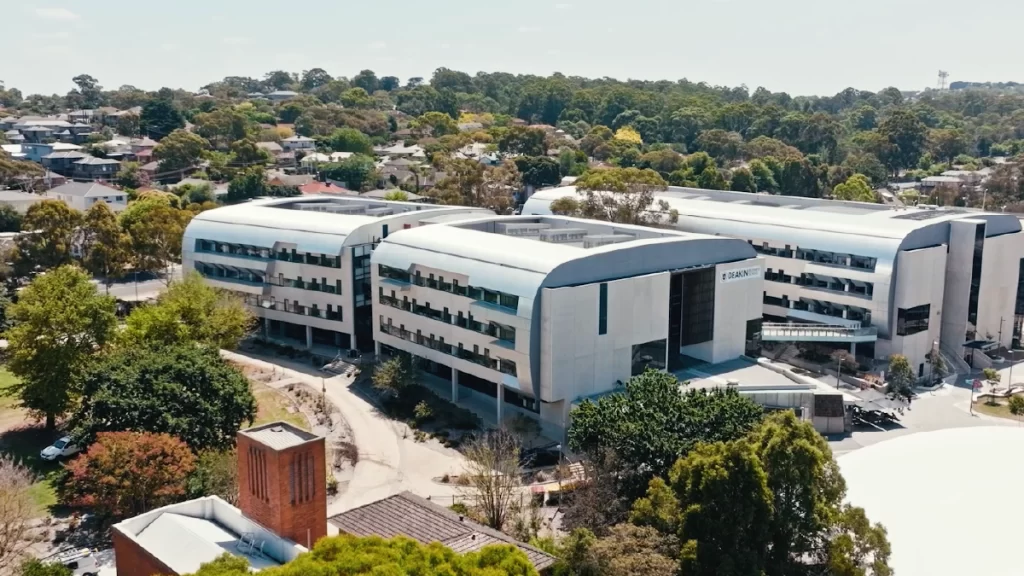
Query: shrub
[[413, 401, 434, 424], [326, 473, 339, 495]]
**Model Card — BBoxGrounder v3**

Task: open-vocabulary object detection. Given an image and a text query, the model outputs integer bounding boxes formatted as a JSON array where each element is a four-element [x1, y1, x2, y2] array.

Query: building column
[[374, 340, 381, 357], [496, 384, 504, 426], [305, 325, 313, 350], [350, 333, 358, 352], [850, 342, 857, 356], [451, 370, 460, 403]]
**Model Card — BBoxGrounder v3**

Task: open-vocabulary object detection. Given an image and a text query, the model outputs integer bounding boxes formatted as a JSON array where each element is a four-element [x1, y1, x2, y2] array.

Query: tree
[[0, 204, 22, 233], [120, 272, 254, 350], [563, 168, 678, 226], [729, 167, 756, 192], [185, 536, 538, 576], [4, 266, 117, 429], [116, 113, 141, 137], [928, 128, 969, 166], [153, 129, 209, 173], [139, 99, 185, 140], [877, 109, 928, 175], [632, 441, 773, 576], [187, 449, 239, 505], [328, 127, 374, 155], [114, 160, 148, 189], [321, 154, 378, 191], [79, 202, 132, 290], [62, 431, 195, 519], [1008, 395, 1024, 422], [631, 412, 890, 576], [73, 345, 255, 451], [121, 199, 191, 277], [515, 156, 561, 188], [193, 108, 254, 150], [228, 138, 272, 167], [461, 429, 524, 531], [416, 111, 459, 137], [382, 190, 409, 201], [340, 87, 375, 109], [71, 74, 103, 109], [300, 68, 332, 91], [832, 174, 878, 203], [18, 559, 72, 576], [351, 69, 380, 94], [226, 167, 270, 202], [499, 126, 547, 156], [695, 129, 744, 161], [13, 200, 81, 274], [0, 456, 34, 574], [569, 369, 764, 499], [887, 354, 915, 401], [372, 353, 416, 398], [983, 367, 1001, 383]]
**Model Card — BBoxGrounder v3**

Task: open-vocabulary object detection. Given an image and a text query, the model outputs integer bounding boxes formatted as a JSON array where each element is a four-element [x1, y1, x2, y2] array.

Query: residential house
[[376, 143, 425, 159], [103, 106, 142, 126], [68, 109, 95, 124], [329, 492, 556, 574], [329, 151, 353, 162], [41, 150, 90, 176], [280, 135, 315, 152], [18, 125, 54, 143], [21, 142, 83, 162], [256, 141, 295, 167], [140, 161, 161, 178], [0, 190, 44, 213], [299, 152, 331, 168], [10, 170, 67, 192], [266, 90, 299, 102], [454, 143, 500, 166], [457, 122, 483, 132], [920, 175, 965, 191], [3, 129, 24, 143], [131, 137, 159, 153], [1, 144, 25, 159], [73, 157, 121, 181], [299, 181, 352, 195], [266, 170, 315, 188], [44, 182, 128, 212]]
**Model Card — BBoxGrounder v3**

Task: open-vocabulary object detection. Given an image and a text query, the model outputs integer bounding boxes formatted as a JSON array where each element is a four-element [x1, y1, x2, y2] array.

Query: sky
[[6, 0, 1024, 98]]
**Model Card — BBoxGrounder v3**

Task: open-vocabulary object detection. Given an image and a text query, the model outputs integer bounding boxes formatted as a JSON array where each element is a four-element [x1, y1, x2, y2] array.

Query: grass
[[975, 400, 1024, 422], [0, 367, 65, 514], [251, 381, 310, 431]]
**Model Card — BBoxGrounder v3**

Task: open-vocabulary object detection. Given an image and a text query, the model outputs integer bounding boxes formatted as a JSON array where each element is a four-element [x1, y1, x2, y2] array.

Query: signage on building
[[720, 266, 761, 284]]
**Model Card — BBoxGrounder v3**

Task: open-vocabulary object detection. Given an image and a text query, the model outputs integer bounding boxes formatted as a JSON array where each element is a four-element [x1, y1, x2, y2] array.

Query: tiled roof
[[328, 492, 556, 571]]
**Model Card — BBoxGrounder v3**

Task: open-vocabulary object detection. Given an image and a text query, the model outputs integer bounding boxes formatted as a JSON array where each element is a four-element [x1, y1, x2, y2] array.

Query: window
[[598, 283, 608, 335], [897, 304, 930, 336], [680, 268, 715, 346]]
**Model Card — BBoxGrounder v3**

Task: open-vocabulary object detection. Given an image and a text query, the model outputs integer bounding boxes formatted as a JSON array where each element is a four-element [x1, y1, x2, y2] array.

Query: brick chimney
[[237, 422, 327, 548]]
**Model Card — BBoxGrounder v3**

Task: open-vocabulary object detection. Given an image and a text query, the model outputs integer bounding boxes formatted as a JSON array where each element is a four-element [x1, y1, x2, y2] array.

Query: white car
[[50, 548, 99, 576], [40, 436, 81, 461]]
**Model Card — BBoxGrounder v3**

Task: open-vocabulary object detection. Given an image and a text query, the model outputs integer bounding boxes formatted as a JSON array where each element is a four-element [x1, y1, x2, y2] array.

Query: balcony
[[378, 323, 515, 376], [762, 323, 878, 343]]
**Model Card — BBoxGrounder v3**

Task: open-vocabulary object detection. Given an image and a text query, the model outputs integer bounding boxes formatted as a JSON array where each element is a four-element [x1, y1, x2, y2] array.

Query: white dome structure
[[839, 426, 1024, 576]]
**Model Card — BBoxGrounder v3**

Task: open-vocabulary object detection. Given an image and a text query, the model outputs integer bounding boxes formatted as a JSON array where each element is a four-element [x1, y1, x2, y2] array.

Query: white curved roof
[[524, 186, 1021, 257], [839, 426, 1024, 576], [372, 215, 757, 297]]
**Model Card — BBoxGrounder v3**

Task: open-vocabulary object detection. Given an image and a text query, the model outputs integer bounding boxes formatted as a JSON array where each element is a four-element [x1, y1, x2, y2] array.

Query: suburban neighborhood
[[3, 6, 1024, 576]]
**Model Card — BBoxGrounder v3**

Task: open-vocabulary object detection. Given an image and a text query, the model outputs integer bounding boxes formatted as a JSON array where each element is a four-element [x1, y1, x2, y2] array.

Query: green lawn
[[251, 382, 310, 431], [975, 400, 1024, 423], [0, 367, 63, 514]]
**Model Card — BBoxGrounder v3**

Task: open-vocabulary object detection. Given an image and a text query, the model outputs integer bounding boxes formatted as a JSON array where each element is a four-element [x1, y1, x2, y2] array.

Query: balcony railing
[[379, 323, 515, 376], [379, 294, 516, 346]]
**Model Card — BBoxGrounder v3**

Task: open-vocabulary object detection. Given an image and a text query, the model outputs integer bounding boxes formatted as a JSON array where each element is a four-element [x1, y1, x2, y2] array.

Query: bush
[[449, 502, 470, 516], [983, 368, 1001, 383], [413, 401, 434, 424], [326, 473, 339, 495]]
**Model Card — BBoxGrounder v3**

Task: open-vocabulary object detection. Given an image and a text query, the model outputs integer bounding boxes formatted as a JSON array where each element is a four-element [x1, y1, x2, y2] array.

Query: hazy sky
[[7, 0, 1023, 97]]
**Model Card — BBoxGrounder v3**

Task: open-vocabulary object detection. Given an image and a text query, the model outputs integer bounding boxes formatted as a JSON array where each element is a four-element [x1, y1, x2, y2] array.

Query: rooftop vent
[[538, 227, 588, 244], [495, 222, 551, 236], [582, 233, 634, 249]]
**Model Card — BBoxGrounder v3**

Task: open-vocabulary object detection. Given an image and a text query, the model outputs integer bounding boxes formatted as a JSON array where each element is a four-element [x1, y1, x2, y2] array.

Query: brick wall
[[237, 432, 327, 548], [112, 529, 176, 576]]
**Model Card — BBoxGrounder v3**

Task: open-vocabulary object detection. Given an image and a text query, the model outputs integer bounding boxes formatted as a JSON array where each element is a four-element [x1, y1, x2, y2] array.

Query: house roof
[[46, 182, 122, 198], [74, 157, 121, 166], [328, 492, 556, 572], [282, 135, 315, 143], [359, 189, 425, 201], [132, 137, 159, 148], [239, 422, 319, 450], [0, 190, 43, 203], [41, 151, 89, 160], [256, 141, 284, 153], [267, 90, 298, 97], [299, 181, 351, 195]]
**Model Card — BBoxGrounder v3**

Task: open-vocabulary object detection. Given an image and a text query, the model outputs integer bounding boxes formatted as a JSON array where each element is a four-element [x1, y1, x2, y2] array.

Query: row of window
[[765, 268, 874, 298], [378, 291, 517, 345], [239, 292, 343, 322], [750, 242, 877, 272], [195, 239, 342, 269], [380, 319, 517, 376], [897, 304, 930, 336], [378, 265, 520, 312], [762, 293, 871, 324], [196, 264, 343, 295]]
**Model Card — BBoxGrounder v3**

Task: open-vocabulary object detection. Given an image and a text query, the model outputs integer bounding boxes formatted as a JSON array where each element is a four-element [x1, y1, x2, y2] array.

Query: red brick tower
[[237, 421, 327, 548]]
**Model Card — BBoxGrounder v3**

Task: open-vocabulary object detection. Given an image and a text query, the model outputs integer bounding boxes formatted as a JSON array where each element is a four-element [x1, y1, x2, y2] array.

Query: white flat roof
[[240, 421, 319, 450], [112, 496, 306, 574], [840, 427, 1024, 576]]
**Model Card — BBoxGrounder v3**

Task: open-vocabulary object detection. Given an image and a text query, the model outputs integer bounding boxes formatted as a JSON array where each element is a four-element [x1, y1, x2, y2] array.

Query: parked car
[[40, 436, 81, 461], [49, 548, 98, 576]]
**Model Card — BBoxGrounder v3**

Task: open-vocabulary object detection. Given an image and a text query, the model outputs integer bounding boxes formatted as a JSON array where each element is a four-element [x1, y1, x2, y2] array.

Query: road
[[94, 265, 182, 301]]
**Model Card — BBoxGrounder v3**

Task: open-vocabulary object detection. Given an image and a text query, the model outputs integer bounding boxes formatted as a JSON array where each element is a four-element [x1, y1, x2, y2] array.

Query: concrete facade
[[371, 215, 762, 437], [182, 196, 492, 355], [524, 186, 1024, 370]]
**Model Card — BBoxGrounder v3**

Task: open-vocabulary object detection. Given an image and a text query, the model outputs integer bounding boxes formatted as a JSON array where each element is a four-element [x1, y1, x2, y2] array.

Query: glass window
[[598, 283, 608, 335], [897, 304, 930, 336]]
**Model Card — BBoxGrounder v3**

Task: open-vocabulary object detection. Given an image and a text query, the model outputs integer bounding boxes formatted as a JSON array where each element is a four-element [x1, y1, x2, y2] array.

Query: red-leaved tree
[[62, 431, 196, 519]]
